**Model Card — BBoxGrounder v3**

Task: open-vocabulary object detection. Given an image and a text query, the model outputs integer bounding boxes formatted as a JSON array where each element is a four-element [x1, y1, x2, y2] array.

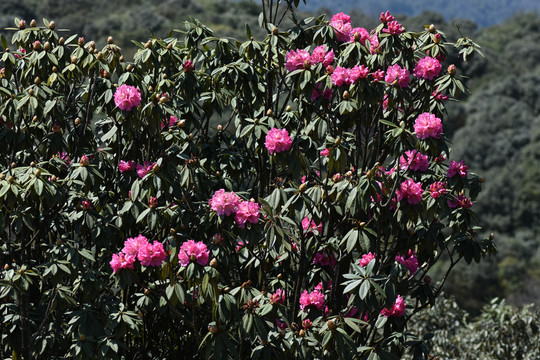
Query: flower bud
[[212, 233, 223, 245], [188, 133, 194, 141], [479, 177, 485, 183], [79, 155, 90, 167], [434, 33, 442, 44], [0, 174, 4, 180], [74, 118, 81, 125], [107, 36, 114, 44], [49, 21, 56, 30], [210, 258, 218, 268], [71, 56, 78, 64], [217, 124, 223, 132], [327, 320, 336, 331], [424, 275, 432, 284], [333, 173, 343, 183], [208, 324, 219, 334], [43, 41, 51, 51], [33, 41, 42, 51], [30, 19, 37, 27], [489, 233, 494, 241], [299, 329, 305, 337], [149, 196, 158, 208], [152, 163, 160, 172], [34, 77, 40, 85], [52, 66, 58, 73], [8, 176, 14, 183], [97, 52, 103, 60], [3, 264, 9, 270], [18, 20, 27, 30], [82, 199, 92, 210], [266, 109, 273, 116], [28, 88, 34, 96], [334, 137, 341, 146], [78, 37, 85, 47], [119, 55, 124, 62], [177, 119, 186, 127], [126, 64, 133, 72], [59, 37, 65, 45], [145, 40, 152, 49], [286, 105, 292, 112], [447, 64, 457, 76], [428, 24, 436, 33], [272, 26, 279, 35], [342, 91, 350, 100], [299, 183, 307, 193]]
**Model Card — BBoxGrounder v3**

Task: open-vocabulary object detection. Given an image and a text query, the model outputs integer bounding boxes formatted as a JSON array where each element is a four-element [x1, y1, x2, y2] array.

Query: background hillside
[[2, 0, 540, 313]]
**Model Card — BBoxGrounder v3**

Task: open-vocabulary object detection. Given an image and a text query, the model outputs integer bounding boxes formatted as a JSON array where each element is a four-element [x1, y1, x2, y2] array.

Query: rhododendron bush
[[0, 1, 492, 359]]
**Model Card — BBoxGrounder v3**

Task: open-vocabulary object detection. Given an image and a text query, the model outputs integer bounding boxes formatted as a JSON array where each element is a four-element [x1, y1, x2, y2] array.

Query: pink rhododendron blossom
[[381, 295, 406, 317], [122, 234, 149, 257], [372, 69, 385, 82], [331, 66, 350, 87], [432, 88, 449, 101], [178, 240, 209, 266], [82, 199, 92, 210], [380, 11, 395, 23], [310, 45, 334, 66], [302, 319, 313, 329], [447, 160, 469, 178], [331, 12, 351, 23], [385, 64, 410, 87], [399, 150, 429, 172], [114, 84, 142, 111], [235, 200, 260, 228], [320, 148, 330, 156], [429, 181, 447, 198], [414, 56, 442, 80], [79, 155, 90, 167], [349, 65, 369, 83], [275, 319, 287, 330], [148, 196, 158, 208], [299, 289, 325, 311], [136, 161, 155, 178], [311, 83, 333, 101], [265, 128, 292, 154], [448, 194, 473, 209], [182, 60, 194, 72], [313, 250, 337, 268], [368, 34, 380, 54], [395, 250, 418, 274], [302, 216, 322, 234], [330, 17, 353, 42], [414, 112, 443, 139], [110, 252, 136, 273], [359, 252, 376, 266], [208, 189, 241, 216], [285, 49, 311, 72], [383, 21, 404, 35], [396, 179, 423, 204], [349, 27, 370, 43], [138, 240, 166, 267], [161, 115, 178, 129], [270, 289, 286, 304], [118, 160, 136, 173]]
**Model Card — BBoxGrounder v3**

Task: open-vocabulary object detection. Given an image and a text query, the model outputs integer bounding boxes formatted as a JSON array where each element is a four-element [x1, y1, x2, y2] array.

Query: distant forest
[[2, 0, 540, 313]]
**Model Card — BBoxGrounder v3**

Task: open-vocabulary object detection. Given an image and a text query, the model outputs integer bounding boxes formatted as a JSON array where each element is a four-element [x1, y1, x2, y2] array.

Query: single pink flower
[[331, 12, 351, 23], [359, 252, 376, 267], [310, 45, 334, 66], [432, 88, 449, 101], [209, 189, 241, 216], [372, 69, 385, 82], [414, 112, 443, 139], [299, 289, 325, 311], [448, 194, 473, 209], [183, 60, 194, 72], [396, 179, 423, 205], [414, 56, 442, 80], [148, 196, 158, 208], [270, 289, 286, 305], [114, 84, 142, 111], [385, 64, 410, 87], [381, 295, 406, 317], [161, 115, 178, 129], [302, 319, 313, 329], [399, 150, 429, 172], [429, 181, 447, 198], [349, 27, 370, 43], [138, 240, 166, 267], [265, 128, 292, 154], [313, 250, 336, 269], [380, 11, 395, 23], [79, 155, 90, 167], [110, 252, 136, 273], [368, 34, 380, 54], [320, 148, 330, 156], [395, 250, 418, 273], [349, 65, 370, 83], [447, 160, 469, 178], [178, 240, 209, 267], [136, 161, 155, 178], [118, 160, 136, 173], [285, 49, 311, 72], [235, 200, 260, 228], [302, 216, 322, 234]]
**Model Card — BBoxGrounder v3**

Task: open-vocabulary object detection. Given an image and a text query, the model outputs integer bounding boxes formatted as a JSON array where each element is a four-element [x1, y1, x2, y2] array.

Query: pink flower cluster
[[136, 161, 156, 178], [399, 150, 429, 172], [395, 250, 418, 274], [429, 181, 447, 198], [381, 295, 406, 317], [161, 115, 178, 129], [331, 65, 370, 87], [330, 12, 379, 53], [359, 252, 376, 267], [265, 128, 292, 154], [302, 216, 322, 234], [396, 179, 423, 205], [385, 64, 410, 87], [114, 84, 142, 111], [414, 112, 443, 139], [208, 189, 260, 227], [118, 160, 136, 173], [448, 194, 473, 209], [110, 235, 166, 273], [313, 250, 336, 268], [382, 20, 404, 35], [270, 288, 286, 304], [299, 288, 325, 311], [447, 160, 469, 178], [414, 56, 442, 80], [178, 240, 209, 266], [285, 45, 334, 72]]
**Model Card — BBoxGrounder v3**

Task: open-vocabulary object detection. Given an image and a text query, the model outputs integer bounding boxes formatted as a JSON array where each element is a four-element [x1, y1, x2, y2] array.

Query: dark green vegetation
[[1, 0, 539, 345]]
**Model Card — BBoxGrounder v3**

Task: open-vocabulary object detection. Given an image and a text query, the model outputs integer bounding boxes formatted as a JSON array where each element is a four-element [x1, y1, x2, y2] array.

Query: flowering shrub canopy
[[0, 2, 491, 359]]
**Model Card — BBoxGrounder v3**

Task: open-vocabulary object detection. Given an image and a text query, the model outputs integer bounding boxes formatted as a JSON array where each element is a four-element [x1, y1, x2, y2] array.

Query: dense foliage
[[0, 0, 494, 359]]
